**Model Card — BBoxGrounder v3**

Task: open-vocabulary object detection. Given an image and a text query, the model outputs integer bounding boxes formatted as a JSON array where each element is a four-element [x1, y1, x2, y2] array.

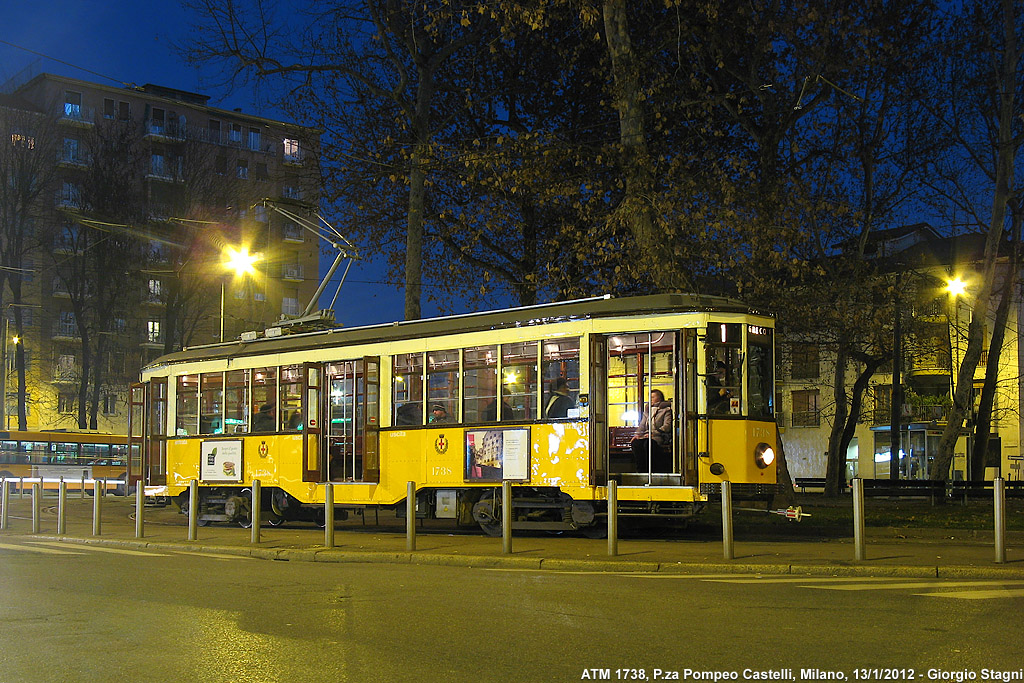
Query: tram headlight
[[754, 442, 775, 469]]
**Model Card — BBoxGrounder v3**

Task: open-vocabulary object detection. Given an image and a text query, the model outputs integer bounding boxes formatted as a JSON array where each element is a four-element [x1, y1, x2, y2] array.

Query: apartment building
[[1, 73, 322, 433], [777, 225, 1023, 483]]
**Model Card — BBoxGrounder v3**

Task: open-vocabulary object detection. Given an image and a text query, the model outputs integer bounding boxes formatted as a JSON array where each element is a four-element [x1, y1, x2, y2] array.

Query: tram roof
[[143, 293, 767, 371]]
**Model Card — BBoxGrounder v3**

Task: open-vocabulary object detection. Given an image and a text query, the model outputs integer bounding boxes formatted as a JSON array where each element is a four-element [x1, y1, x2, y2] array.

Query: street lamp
[[2, 302, 42, 429], [220, 246, 260, 342]]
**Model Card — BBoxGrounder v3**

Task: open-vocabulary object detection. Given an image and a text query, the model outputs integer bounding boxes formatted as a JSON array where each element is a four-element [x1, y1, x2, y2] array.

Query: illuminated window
[[249, 127, 261, 151], [147, 320, 161, 343], [283, 138, 301, 162]]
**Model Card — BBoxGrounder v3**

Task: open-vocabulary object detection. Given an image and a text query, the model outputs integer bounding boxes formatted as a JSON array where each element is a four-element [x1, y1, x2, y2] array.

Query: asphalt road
[[0, 537, 1021, 682]]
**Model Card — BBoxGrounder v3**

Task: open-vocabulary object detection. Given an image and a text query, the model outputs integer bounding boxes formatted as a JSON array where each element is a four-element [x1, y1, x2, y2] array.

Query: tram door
[[127, 383, 146, 487], [589, 335, 608, 486], [324, 357, 380, 482], [146, 378, 168, 485]]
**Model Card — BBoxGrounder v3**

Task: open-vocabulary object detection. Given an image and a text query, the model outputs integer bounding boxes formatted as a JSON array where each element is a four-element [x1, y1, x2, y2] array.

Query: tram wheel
[[226, 490, 254, 528], [266, 513, 285, 527], [472, 495, 502, 537]]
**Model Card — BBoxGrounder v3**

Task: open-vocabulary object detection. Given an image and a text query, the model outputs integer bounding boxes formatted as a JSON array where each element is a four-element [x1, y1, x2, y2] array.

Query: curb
[[12, 533, 1024, 579]]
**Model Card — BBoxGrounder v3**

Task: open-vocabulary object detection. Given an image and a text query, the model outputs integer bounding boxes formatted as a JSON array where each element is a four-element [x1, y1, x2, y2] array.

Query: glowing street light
[[945, 277, 966, 297], [220, 246, 261, 342]]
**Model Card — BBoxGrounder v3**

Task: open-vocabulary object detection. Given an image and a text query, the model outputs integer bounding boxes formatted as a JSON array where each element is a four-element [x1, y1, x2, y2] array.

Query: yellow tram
[[130, 294, 778, 534]]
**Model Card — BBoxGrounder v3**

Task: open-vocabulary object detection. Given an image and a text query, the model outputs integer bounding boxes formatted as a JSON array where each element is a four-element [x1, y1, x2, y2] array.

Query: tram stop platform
[[1, 495, 1022, 579]]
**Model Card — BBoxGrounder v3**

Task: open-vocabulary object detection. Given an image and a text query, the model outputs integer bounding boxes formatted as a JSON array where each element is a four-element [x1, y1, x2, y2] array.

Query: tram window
[[747, 333, 774, 419], [0, 440, 14, 464], [426, 349, 458, 423], [81, 443, 109, 464], [110, 443, 128, 466], [393, 352, 424, 426], [199, 372, 224, 434], [252, 367, 278, 431], [224, 369, 248, 433], [279, 365, 303, 432], [464, 345, 498, 423], [706, 346, 742, 414], [502, 341, 537, 420], [542, 338, 580, 418], [175, 374, 199, 435], [53, 442, 79, 465]]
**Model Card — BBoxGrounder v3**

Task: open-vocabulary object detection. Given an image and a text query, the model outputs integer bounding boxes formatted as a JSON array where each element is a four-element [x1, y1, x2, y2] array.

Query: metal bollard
[[722, 480, 734, 560], [853, 477, 866, 561], [19, 477, 24, 499], [406, 481, 416, 551], [187, 480, 199, 541], [135, 483, 145, 539], [502, 480, 513, 555], [607, 480, 618, 557], [0, 479, 8, 530], [80, 473, 86, 499], [92, 479, 102, 536], [58, 479, 67, 536], [250, 479, 261, 544], [32, 483, 41, 534], [324, 483, 335, 549], [995, 477, 1006, 564]]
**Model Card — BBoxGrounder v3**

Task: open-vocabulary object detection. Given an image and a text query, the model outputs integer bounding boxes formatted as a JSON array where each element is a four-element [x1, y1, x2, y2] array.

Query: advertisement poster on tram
[[200, 440, 244, 482], [465, 428, 529, 482]]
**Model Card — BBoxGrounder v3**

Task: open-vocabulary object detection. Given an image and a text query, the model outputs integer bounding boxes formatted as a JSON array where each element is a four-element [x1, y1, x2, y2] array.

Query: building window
[[102, 393, 118, 415], [254, 205, 268, 223], [790, 343, 819, 379], [103, 98, 116, 119], [59, 182, 81, 208], [283, 138, 301, 162], [282, 222, 303, 241], [58, 392, 77, 414], [151, 153, 167, 177], [147, 320, 161, 344], [237, 160, 248, 179], [63, 91, 82, 118], [791, 389, 820, 427], [118, 101, 130, 121], [62, 137, 81, 163], [208, 119, 221, 144], [148, 279, 163, 302], [230, 123, 242, 144], [283, 185, 301, 200], [58, 311, 77, 337], [253, 287, 266, 302], [249, 127, 261, 151], [282, 289, 300, 316], [150, 108, 165, 134]]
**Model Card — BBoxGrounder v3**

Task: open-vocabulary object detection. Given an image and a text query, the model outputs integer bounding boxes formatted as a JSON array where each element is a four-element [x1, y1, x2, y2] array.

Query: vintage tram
[[129, 293, 778, 535]]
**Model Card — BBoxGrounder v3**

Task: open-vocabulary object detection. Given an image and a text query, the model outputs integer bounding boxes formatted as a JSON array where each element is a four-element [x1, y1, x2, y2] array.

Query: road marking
[[167, 550, 258, 561], [918, 588, 1024, 600], [704, 576, 901, 584], [25, 541, 169, 557], [0, 541, 82, 555], [806, 580, 1024, 591]]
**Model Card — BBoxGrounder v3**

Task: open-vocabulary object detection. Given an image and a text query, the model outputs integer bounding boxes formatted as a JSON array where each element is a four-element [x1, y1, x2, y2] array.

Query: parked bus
[[130, 294, 778, 534], [0, 430, 129, 493]]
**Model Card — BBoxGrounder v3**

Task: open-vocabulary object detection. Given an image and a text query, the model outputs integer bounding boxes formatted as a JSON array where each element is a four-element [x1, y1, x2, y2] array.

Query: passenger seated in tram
[[707, 361, 732, 414], [483, 388, 516, 422], [252, 402, 277, 432], [429, 404, 450, 424], [631, 389, 673, 472], [395, 402, 421, 426], [544, 377, 574, 419]]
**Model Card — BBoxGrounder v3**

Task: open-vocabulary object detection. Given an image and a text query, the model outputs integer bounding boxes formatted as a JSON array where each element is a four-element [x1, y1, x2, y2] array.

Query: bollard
[[406, 481, 416, 552], [187, 480, 199, 541], [607, 480, 618, 557], [19, 477, 24, 499], [80, 473, 86, 500], [0, 479, 8, 530], [250, 479, 261, 544], [135, 483, 145, 539], [502, 480, 513, 555], [994, 477, 1006, 564], [32, 483, 41, 534], [722, 480, 734, 560], [92, 479, 102, 536], [853, 477, 866, 561], [58, 479, 67, 536], [324, 483, 335, 549]]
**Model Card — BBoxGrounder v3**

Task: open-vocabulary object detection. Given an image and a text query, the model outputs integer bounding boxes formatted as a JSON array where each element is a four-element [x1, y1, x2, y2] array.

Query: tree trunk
[[403, 75, 435, 321], [772, 427, 795, 507], [970, 266, 1014, 479], [601, 0, 664, 282], [932, 0, 1020, 480], [824, 342, 849, 497]]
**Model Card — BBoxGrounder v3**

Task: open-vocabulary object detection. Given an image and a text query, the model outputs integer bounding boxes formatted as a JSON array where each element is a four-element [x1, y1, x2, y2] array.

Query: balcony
[[58, 104, 95, 128], [791, 410, 821, 427], [57, 151, 90, 169], [143, 120, 185, 142], [872, 403, 949, 425], [281, 265, 304, 282]]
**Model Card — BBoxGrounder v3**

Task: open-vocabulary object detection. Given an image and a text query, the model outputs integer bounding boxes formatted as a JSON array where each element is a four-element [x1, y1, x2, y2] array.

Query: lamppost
[[220, 246, 259, 342]]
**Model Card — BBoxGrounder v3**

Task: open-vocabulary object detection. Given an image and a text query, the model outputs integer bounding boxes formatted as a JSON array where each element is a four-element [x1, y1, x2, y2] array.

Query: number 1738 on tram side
[[128, 293, 778, 535]]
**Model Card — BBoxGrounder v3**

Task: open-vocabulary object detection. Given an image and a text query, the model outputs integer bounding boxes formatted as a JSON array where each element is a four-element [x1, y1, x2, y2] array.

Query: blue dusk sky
[[0, 0, 427, 328]]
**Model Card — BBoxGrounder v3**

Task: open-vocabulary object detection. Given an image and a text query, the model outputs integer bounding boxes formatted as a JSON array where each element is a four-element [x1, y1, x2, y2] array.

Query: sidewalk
[[2, 496, 1022, 579]]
